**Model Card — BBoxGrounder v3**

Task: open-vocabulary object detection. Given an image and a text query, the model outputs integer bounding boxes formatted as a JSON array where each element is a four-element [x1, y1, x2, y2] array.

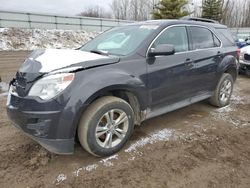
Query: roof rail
[[181, 17, 219, 24]]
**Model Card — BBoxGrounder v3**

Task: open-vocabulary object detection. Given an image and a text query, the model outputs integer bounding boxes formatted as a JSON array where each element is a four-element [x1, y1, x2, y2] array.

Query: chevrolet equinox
[[7, 19, 239, 157]]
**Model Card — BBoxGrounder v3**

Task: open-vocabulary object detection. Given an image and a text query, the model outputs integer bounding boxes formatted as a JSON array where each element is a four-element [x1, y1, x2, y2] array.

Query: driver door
[[147, 26, 196, 111]]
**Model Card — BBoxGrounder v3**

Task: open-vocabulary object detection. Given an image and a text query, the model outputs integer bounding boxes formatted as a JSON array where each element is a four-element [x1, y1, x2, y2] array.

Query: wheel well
[[225, 67, 237, 81], [95, 90, 143, 125], [75, 89, 144, 142]]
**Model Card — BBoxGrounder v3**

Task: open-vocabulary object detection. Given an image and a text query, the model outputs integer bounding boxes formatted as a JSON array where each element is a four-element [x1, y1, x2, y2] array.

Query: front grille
[[244, 53, 250, 61]]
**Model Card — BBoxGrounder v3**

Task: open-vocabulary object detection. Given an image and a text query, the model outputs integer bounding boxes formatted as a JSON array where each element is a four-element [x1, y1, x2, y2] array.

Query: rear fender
[[217, 55, 238, 78]]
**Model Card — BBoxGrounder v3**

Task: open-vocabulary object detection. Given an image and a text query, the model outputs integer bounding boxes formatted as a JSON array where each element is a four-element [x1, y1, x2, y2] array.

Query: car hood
[[19, 49, 120, 74], [241, 46, 250, 54], [13, 49, 120, 96]]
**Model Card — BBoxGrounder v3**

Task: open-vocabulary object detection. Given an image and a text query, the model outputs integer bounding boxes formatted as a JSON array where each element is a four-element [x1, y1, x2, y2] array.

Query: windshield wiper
[[90, 50, 109, 56]]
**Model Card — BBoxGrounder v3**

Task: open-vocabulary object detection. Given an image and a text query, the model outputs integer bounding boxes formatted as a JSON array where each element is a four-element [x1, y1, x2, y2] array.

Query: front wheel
[[78, 96, 134, 157], [209, 73, 234, 107]]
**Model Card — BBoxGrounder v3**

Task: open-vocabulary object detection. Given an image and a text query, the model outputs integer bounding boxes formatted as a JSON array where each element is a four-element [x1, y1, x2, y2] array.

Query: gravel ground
[[0, 52, 250, 188]]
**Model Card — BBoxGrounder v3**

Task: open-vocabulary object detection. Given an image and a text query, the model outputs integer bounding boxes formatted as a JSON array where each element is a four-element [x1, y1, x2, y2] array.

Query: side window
[[152, 26, 189, 53], [216, 28, 235, 47], [213, 34, 221, 47], [189, 27, 219, 50]]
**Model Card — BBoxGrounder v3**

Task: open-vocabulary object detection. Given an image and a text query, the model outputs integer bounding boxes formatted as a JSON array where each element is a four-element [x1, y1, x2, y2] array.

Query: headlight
[[28, 73, 75, 100]]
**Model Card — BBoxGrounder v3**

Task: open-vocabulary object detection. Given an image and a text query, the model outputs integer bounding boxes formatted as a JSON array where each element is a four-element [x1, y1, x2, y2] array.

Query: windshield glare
[[80, 25, 159, 56]]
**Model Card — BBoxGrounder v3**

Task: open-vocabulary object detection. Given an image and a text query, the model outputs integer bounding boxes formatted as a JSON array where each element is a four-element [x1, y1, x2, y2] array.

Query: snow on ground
[[72, 154, 119, 178], [125, 128, 174, 153], [0, 28, 99, 51], [55, 174, 67, 185], [211, 94, 245, 128]]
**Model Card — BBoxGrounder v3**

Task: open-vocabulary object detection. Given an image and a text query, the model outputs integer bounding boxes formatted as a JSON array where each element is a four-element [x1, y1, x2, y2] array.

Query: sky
[[0, 0, 113, 16]]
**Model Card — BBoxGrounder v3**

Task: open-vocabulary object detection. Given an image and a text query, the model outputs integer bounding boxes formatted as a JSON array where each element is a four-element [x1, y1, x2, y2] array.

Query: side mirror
[[148, 44, 175, 57]]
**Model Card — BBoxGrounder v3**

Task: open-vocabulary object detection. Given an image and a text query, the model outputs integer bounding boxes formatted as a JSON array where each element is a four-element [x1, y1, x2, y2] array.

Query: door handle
[[185, 58, 192, 63]]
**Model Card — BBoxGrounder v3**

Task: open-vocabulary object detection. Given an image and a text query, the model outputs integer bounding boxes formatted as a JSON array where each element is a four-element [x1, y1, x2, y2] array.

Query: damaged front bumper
[[6, 93, 75, 154]]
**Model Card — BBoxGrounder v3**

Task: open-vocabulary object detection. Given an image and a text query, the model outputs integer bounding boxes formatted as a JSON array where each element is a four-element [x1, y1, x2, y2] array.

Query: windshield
[[80, 25, 159, 56]]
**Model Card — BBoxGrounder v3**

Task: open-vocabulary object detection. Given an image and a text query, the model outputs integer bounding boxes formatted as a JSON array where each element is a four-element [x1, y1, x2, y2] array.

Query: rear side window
[[216, 28, 235, 46], [152, 26, 189, 53], [189, 26, 220, 50]]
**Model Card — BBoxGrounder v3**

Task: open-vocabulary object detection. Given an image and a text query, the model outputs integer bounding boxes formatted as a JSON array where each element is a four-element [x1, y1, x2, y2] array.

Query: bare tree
[[78, 6, 112, 18], [108, 0, 250, 28], [110, 0, 130, 20], [221, 0, 250, 28], [110, 0, 155, 21]]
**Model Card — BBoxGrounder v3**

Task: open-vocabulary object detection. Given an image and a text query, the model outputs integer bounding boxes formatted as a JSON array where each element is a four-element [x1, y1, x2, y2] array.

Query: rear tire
[[78, 96, 134, 157], [209, 73, 234, 107]]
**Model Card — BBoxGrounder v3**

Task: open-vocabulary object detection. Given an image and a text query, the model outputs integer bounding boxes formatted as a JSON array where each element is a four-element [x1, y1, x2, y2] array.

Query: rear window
[[216, 28, 235, 46]]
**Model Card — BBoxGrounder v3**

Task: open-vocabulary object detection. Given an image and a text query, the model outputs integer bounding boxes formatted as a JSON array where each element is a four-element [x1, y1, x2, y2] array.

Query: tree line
[[78, 0, 250, 28]]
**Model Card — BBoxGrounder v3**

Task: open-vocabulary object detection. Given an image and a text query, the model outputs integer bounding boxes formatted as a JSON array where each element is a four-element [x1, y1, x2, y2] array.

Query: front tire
[[209, 73, 234, 107], [78, 96, 134, 157]]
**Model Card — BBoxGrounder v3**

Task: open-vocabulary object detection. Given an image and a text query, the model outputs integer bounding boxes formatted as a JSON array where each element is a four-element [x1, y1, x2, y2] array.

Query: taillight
[[237, 48, 241, 59]]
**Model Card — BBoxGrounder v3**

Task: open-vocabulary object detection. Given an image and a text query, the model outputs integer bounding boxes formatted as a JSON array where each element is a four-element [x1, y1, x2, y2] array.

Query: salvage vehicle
[[239, 45, 250, 75], [7, 18, 239, 157]]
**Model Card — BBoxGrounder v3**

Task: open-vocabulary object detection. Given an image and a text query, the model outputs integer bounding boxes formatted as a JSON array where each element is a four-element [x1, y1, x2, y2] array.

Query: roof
[[128, 19, 227, 29]]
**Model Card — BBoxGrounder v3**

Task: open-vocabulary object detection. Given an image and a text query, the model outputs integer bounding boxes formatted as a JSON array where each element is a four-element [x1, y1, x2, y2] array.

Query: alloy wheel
[[95, 109, 129, 149]]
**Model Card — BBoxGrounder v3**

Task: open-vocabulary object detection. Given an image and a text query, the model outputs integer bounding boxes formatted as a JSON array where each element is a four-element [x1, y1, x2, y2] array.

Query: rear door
[[187, 26, 223, 93]]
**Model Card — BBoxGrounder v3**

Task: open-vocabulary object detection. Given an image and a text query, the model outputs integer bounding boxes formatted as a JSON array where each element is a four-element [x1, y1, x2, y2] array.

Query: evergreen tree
[[152, 0, 189, 19], [202, 0, 223, 21]]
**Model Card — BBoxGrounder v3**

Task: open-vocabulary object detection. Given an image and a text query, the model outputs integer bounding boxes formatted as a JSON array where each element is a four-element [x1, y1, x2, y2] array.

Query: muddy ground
[[0, 58, 250, 187]]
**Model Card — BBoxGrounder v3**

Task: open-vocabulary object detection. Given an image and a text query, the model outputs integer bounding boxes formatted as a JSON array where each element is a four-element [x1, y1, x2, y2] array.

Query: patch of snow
[[211, 104, 242, 128], [100, 154, 119, 167], [85, 164, 99, 172], [231, 95, 245, 104], [73, 163, 99, 177], [128, 156, 136, 161], [0, 28, 99, 51], [0, 82, 9, 92], [215, 105, 233, 113], [0, 28, 7, 32], [55, 174, 67, 185], [73, 168, 83, 177], [73, 154, 119, 177], [125, 128, 174, 153]]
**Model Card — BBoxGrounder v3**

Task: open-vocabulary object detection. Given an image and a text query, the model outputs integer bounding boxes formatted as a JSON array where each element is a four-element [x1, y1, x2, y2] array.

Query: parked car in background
[[232, 33, 250, 48], [236, 38, 247, 48], [239, 45, 250, 75], [7, 18, 239, 157]]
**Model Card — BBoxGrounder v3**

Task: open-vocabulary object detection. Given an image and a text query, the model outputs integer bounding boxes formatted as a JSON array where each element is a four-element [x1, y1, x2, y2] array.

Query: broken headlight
[[28, 73, 75, 100]]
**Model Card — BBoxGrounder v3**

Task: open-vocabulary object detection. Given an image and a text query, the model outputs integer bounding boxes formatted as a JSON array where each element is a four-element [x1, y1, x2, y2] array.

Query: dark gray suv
[[7, 19, 239, 157]]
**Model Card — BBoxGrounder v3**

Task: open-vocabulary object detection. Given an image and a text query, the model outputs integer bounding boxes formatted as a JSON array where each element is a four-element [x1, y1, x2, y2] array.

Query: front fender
[[55, 68, 148, 139]]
